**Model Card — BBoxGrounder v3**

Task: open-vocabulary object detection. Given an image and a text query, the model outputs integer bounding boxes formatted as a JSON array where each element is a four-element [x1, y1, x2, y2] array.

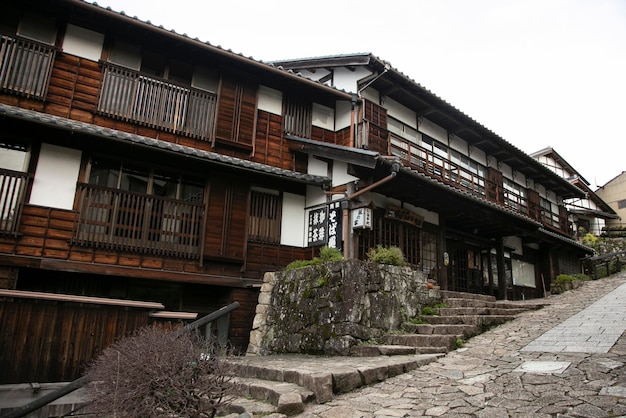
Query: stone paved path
[[296, 273, 626, 418]]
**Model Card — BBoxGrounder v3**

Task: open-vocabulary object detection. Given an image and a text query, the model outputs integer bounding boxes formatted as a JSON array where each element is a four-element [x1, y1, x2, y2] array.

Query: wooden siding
[[244, 242, 318, 280], [229, 287, 259, 353], [204, 180, 249, 262], [0, 297, 150, 383], [215, 76, 257, 149]]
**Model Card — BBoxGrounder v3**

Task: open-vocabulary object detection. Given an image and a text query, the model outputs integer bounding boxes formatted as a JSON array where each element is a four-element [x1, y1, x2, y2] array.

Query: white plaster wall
[[332, 161, 359, 188], [306, 185, 327, 207], [501, 163, 513, 180], [335, 100, 352, 131], [257, 85, 283, 115], [62, 24, 104, 61], [419, 118, 447, 143], [29, 144, 81, 210], [0, 148, 28, 171], [361, 88, 380, 103], [504, 235, 523, 255], [385, 97, 417, 129], [334, 67, 371, 93], [192, 67, 219, 93], [470, 146, 487, 167], [109, 41, 141, 70], [449, 135, 467, 154], [306, 156, 329, 207], [308, 156, 328, 177], [281, 192, 306, 247], [312, 103, 334, 130], [18, 14, 56, 44]]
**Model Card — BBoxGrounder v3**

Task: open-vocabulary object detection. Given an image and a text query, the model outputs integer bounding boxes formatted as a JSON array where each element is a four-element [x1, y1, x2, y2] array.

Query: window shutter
[[204, 179, 248, 261], [215, 76, 257, 145]]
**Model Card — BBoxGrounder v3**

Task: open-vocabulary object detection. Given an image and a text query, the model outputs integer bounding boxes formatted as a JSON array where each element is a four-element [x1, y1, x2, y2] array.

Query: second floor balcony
[[72, 184, 205, 260], [0, 35, 56, 100], [0, 168, 28, 236], [371, 127, 568, 234], [97, 63, 217, 141]]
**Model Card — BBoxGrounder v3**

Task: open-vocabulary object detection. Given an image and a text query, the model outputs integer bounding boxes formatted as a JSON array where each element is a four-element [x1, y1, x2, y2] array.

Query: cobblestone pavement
[[297, 273, 626, 418]]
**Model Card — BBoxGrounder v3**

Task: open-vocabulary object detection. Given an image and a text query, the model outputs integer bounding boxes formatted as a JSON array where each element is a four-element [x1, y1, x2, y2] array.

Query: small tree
[[84, 325, 234, 418]]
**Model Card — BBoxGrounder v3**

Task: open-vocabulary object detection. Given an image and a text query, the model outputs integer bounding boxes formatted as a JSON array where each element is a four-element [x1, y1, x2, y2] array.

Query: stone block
[[358, 365, 388, 385], [332, 367, 363, 393], [276, 392, 304, 416], [299, 372, 333, 403]]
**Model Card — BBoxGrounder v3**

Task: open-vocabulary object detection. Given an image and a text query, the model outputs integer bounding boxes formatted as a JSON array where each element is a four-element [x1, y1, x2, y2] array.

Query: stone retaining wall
[[247, 260, 440, 356]]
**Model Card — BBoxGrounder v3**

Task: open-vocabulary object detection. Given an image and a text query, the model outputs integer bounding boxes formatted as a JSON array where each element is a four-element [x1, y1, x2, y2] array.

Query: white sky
[[96, 0, 626, 189]]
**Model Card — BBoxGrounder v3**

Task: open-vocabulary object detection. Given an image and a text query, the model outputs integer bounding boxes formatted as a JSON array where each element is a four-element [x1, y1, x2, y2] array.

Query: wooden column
[[496, 237, 507, 300], [438, 218, 448, 291]]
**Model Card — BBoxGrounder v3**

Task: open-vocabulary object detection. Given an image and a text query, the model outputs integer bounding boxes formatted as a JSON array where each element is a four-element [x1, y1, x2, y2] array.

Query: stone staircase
[[380, 290, 546, 354], [222, 290, 545, 417]]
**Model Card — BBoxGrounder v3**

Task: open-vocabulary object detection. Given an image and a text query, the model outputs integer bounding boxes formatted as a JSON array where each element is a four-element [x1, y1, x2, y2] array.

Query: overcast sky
[[96, 0, 625, 189]]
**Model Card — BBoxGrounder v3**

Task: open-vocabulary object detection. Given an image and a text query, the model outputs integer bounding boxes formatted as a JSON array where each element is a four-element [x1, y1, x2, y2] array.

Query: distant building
[[531, 147, 618, 236], [595, 172, 626, 236]]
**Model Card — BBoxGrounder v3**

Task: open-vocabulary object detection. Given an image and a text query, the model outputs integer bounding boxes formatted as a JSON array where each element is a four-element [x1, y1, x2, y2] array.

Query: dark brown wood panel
[[228, 287, 259, 352], [204, 179, 249, 262], [0, 298, 150, 383]]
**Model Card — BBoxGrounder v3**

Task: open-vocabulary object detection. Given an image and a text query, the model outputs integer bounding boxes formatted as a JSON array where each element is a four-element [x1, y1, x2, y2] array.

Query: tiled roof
[[0, 103, 330, 186], [77, 0, 353, 99]]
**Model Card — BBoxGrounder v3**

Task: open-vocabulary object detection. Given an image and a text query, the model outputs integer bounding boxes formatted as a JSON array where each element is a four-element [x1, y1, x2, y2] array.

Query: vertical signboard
[[307, 202, 342, 251]]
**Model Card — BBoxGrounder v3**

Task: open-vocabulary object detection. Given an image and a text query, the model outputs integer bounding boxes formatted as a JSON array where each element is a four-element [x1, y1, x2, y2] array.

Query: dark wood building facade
[[0, 1, 593, 384]]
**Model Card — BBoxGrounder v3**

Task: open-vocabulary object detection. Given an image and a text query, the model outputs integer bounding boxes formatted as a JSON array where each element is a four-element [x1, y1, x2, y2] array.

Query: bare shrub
[[84, 325, 234, 418]]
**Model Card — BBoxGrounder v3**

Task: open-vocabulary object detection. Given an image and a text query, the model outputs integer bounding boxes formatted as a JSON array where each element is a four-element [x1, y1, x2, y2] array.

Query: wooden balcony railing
[[0, 35, 56, 99], [72, 184, 205, 259], [389, 133, 486, 196], [0, 168, 28, 235], [97, 63, 217, 140]]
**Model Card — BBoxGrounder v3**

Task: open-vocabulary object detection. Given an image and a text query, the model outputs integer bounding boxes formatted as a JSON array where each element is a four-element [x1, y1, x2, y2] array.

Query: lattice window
[[248, 189, 282, 244], [283, 95, 312, 138]]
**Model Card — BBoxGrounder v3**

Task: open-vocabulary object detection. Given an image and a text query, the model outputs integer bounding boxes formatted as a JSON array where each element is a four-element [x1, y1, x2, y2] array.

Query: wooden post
[[496, 237, 507, 300]]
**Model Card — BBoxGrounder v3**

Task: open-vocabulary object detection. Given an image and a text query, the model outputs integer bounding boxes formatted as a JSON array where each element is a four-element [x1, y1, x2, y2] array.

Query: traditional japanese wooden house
[[273, 53, 593, 300], [531, 147, 618, 237], [0, 1, 594, 385], [0, 0, 355, 383]]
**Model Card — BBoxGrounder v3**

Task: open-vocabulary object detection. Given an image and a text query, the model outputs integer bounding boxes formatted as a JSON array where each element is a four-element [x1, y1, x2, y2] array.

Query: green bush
[[555, 274, 575, 284], [421, 306, 437, 316], [582, 233, 599, 249], [286, 246, 343, 270], [366, 245, 405, 266], [319, 246, 344, 262]]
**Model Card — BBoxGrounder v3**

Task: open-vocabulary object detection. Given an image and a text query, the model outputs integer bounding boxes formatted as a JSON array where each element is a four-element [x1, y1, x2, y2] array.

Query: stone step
[[437, 306, 490, 315], [403, 323, 478, 338], [436, 306, 528, 316], [220, 397, 279, 417], [441, 290, 496, 302], [227, 353, 442, 405], [381, 334, 458, 352], [232, 376, 314, 413], [420, 314, 516, 327], [444, 297, 499, 308], [349, 344, 417, 357]]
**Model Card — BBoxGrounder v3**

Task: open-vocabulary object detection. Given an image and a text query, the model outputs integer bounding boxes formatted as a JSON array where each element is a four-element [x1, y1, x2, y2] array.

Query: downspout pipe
[[348, 161, 401, 201]]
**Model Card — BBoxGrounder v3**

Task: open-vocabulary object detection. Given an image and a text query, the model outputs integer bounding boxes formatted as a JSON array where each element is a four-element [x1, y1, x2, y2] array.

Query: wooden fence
[[0, 291, 162, 384]]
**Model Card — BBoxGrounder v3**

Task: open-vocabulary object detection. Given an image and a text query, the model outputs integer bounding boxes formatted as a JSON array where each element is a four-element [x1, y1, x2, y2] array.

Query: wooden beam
[[0, 289, 164, 309]]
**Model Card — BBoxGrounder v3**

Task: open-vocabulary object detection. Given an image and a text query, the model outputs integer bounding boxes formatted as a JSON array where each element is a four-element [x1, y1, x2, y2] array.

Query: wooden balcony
[[0, 168, 28, 235], [97, 63, 217, 140], [72, 184, 205, 259], [0, 34, 56, 99], [389, 133, 486, 197]]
